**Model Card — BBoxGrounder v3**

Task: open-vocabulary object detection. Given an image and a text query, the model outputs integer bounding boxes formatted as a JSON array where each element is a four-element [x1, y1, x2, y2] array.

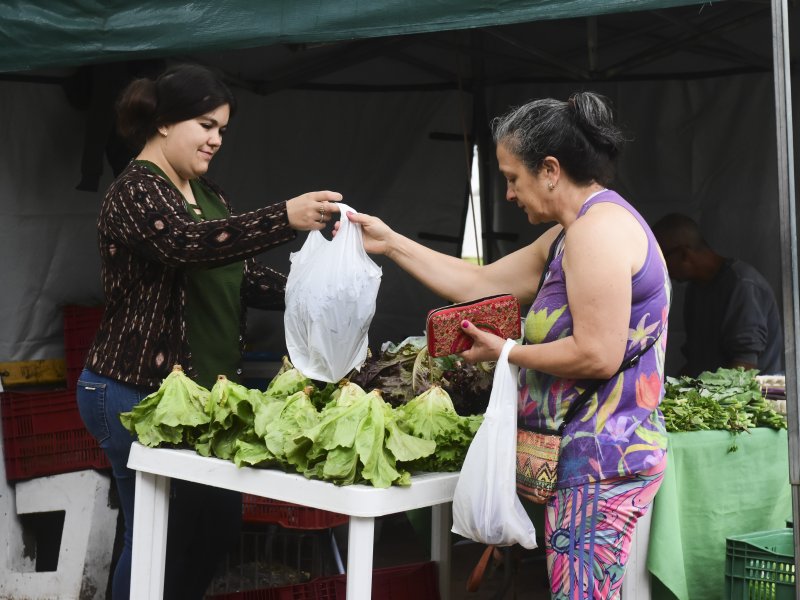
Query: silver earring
[[159, 129, 168, 137], [548, 181, 555, 190]]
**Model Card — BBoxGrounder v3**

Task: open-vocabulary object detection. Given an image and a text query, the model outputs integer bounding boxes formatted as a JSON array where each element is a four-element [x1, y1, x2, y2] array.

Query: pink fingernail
[[461, 320, 469, 328]]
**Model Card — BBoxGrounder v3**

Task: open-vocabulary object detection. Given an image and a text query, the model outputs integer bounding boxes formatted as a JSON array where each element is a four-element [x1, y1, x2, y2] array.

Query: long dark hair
[[491, 92, 626, 186], [116, 63, 237, 150]]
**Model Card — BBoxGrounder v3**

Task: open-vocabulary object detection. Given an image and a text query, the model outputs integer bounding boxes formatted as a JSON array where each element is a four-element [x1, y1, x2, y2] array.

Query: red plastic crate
[[331, 561, 439, 599], [242, 495, 349, 530], [1, 388, 110, 481], [63, 305, 104, 390], [206, 582, 322, 600], [207, 562, 438, 600]]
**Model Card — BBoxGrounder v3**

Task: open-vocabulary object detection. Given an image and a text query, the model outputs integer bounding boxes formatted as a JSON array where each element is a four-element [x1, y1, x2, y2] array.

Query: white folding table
[[127, 443, 459, 599]]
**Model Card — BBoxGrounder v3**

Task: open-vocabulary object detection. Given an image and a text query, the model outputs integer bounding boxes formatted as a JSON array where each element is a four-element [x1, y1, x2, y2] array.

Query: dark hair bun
[[115, 78, 158, 149], [569, 92, 625, 158]]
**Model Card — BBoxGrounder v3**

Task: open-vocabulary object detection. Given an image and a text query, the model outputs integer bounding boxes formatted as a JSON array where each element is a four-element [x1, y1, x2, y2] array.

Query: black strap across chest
[[531, 227, 665, 434]]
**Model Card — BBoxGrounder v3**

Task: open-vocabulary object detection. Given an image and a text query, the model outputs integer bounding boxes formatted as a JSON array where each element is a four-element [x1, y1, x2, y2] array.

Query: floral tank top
[[519, 189, 671, 488]]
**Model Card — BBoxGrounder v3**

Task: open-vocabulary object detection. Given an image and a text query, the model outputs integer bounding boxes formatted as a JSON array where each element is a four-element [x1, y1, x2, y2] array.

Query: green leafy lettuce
[[120, 365, 210, 447], [298, 384, 435, 487], [395, 385, 483, 472]]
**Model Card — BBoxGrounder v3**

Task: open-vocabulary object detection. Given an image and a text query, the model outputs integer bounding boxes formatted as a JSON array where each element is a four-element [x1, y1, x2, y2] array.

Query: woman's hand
[[457, 319, 507, 363], [286, 191, 342, 231], [334, 210, 396, 255]]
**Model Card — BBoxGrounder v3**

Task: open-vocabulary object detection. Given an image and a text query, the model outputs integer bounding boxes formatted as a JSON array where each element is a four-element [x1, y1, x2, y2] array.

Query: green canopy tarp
[[2, 0, 712, 73]]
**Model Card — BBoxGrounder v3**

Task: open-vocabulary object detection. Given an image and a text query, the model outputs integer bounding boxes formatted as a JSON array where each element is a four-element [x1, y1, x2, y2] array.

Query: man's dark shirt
[[682, 258, 783, 376]]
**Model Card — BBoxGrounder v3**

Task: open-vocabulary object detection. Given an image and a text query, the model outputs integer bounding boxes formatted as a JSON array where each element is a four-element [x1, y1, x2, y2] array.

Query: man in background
[[652, 213, 783, 376]]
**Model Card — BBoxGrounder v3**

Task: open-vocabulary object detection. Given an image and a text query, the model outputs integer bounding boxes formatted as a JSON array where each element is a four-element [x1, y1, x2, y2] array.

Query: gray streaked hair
[[491, 92, 626, 186]]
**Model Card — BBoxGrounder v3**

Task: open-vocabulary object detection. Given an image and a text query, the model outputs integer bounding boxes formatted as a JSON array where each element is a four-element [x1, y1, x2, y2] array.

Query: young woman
[[344, 92, 670, 599], [76, 63, 341, 600]]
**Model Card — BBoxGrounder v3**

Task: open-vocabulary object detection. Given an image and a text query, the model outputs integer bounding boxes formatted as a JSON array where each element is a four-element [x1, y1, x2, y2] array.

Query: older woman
[[344, 92, 670, 599]]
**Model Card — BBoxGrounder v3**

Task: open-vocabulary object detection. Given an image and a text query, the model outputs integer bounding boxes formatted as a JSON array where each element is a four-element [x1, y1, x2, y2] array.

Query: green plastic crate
[[725, 529, 796, 600]]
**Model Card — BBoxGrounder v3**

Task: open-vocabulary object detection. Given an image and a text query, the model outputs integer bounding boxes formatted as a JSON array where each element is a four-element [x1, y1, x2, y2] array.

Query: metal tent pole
[[770, 0, 800, 575]]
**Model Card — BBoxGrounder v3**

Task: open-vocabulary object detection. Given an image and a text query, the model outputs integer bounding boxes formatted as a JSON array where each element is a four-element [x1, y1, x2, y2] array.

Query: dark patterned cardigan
[[85, 161, 296, 389]]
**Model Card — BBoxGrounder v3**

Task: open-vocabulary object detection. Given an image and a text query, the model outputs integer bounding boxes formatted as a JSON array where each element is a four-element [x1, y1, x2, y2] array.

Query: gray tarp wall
[[1, 71, 784, 376], [0, 0, 792, 377], [0, 82, 468, 362], [488, 74, 784, 373]]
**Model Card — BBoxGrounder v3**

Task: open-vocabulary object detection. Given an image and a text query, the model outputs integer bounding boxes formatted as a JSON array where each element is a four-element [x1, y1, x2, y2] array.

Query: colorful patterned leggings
[[544, 457, 667, 599]]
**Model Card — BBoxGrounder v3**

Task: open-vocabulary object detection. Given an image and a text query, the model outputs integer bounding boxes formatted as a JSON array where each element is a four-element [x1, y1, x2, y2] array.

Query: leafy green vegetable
[[299, 387, 435, 487], [263, 386, 319, 470], [329, 380, 367, 407], [234, 386, 318, 469], [120, 365, 210, 447], [232, 439, 273, 469], [263, 358, 312, 400], [395, 385, 482, 472], [121, 355, 483, 488], [197, 374, 260, 460], [350, 336, 494, 415], [661, 367, 786, 452]]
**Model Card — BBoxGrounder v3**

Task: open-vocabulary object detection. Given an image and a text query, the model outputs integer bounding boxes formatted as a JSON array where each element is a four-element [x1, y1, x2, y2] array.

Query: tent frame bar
[[770, 0, 800, 575]]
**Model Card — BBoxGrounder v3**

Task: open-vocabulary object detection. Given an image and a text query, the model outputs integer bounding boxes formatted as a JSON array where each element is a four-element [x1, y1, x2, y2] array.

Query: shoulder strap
[[533, 226, 665, 433], [558, 329, 664, 433], [535, 229, 565, 298]]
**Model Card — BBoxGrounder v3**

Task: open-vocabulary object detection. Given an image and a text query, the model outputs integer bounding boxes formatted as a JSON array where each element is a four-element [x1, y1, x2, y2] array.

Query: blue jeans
[[76, 369, 241, 600]]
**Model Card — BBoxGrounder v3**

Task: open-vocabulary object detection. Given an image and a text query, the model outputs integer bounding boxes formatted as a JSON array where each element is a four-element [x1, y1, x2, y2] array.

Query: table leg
[[430, 503, 452, 600], [130, 471, 170, 600], [346, 515, 375, 599]]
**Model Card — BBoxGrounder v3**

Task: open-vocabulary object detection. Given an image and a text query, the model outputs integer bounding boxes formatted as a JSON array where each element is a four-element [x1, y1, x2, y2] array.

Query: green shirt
[[135, 160, 244, 389]]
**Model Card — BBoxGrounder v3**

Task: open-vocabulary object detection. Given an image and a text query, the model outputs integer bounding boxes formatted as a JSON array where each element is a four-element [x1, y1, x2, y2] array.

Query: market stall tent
[[1, 0, 799, 576], [0, 0, 758, 72], [1, 0, 793, 367]]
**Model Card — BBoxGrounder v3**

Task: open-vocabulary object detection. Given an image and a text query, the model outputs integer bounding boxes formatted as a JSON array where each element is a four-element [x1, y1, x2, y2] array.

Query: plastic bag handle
[[485, 339, 517, 416], [334, 202, 354, 231], [498, 338, 516, 365], [331, 203, 372, 262], [328, 202, 356, 246]]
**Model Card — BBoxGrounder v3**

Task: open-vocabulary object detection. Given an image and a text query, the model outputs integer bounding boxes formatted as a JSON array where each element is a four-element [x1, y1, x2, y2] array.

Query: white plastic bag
[[284, 204, 382, 382], [451, 338, 538, 548]]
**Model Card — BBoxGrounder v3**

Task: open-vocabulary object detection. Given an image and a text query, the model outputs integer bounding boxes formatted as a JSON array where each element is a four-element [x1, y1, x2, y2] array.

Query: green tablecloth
[[647, 428, 791, 600]]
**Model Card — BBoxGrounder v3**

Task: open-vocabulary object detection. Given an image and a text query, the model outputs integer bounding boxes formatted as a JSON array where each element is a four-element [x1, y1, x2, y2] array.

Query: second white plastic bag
[[284, 204, 382, 382], [451, 338, 538, 548]]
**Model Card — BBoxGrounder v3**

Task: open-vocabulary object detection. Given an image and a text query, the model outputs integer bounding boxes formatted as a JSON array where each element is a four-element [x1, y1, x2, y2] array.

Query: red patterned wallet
[[426, 294, 521, 357]]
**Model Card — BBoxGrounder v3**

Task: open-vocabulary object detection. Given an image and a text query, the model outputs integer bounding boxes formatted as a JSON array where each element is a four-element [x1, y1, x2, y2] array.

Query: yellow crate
[[0, 359, 66, 387]]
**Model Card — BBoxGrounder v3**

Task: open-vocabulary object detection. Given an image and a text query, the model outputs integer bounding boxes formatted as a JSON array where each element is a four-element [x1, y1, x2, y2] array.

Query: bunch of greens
[[394, 385, 483, 473], [119, 359, 483, 487], [298, 383, 436, 487], [263, 357, 314, 400], [120, 365, 210, 447], [203, 364, 313, 464], [196, 375, 260, 460], [350, 336, 494, 415], [234, 385, 319, 470], [661, 367, 786, 451]]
